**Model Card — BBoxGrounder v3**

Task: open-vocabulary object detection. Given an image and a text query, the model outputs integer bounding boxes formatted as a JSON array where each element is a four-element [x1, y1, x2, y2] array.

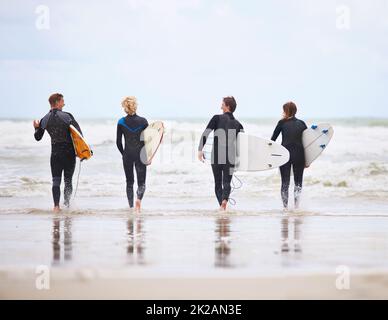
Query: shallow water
[[1, 211, 388, 276]]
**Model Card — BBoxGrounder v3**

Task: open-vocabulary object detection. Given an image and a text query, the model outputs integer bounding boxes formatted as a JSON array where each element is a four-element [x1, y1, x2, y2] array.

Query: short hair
[[121, 96, 138, 115], [283, 101, 297, 119], [48, 93, 64, 107], [223, 96, 237, 113]]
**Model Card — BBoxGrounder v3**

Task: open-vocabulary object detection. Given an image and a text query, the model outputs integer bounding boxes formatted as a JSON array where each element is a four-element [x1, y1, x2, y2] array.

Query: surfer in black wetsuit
[[271, 102, 308, 210], [198, 96, 244, 211], [33, 93, 83, 212], [116, 96, 149, 212]]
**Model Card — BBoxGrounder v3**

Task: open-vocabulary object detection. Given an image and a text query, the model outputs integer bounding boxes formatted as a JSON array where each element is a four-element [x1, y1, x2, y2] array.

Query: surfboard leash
[[229, 174, 243, 206], [73, 159, 82, 200]]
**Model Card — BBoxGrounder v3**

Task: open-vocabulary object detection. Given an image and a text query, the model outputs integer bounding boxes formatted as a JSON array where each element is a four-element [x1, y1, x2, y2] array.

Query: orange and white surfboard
[[69, 125, 93, 161]]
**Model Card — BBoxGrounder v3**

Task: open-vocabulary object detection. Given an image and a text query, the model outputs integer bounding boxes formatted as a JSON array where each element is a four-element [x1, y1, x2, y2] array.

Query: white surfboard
[[302, 123, 334, 167], [202, 132, 214, 163], [203, 132, 290, 172], [236, 133, 290, 171], [142, 121, 164, 164]]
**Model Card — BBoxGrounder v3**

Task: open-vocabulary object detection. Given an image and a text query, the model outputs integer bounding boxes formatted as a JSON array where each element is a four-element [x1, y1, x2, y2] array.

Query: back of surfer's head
[[283, 101, 297, 120], [223, 96, 237, 113], [122, 96, 138, 116], [49, 93, 64, 108]]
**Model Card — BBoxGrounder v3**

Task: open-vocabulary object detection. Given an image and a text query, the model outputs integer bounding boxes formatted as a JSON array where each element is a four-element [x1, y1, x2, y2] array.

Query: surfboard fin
[[320, 144, 326, 149], [311, 125, 318, 130], [322, 129, 329, 134]]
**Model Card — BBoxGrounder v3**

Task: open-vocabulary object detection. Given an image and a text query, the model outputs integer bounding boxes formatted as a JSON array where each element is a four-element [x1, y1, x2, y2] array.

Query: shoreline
[[2, 269, 388, 299]]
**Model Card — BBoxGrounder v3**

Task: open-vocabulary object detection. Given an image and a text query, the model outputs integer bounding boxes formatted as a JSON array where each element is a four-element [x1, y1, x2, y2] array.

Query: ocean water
[[1, 118, 388, 275], [0, 118, 388, 215]]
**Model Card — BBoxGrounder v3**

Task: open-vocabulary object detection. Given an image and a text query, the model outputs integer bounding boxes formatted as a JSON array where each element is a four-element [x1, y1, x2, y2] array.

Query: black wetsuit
[[271, 117, 307, 208], [198, 112, 244, 205], [116, 114, 149, 208], [34, 109, 82, 207]]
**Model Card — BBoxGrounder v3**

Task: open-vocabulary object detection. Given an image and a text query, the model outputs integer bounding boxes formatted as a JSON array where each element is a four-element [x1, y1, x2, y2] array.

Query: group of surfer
[[33, 93, 308, 213]]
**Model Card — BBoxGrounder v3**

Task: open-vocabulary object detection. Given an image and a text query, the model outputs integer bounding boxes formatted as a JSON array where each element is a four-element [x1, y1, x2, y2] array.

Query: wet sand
[[1, 208, 388, 299], [2, 271, 388, 300]]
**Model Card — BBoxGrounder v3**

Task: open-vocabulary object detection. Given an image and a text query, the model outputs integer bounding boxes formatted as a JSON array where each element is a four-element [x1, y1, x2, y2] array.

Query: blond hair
[[121, 96, 138, 115]]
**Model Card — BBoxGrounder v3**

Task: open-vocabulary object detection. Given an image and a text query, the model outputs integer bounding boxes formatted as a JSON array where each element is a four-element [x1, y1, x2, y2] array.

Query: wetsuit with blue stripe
[[271, 117, 307, 208], [34, 108, 82, 207], [116, 114, 149, 208]]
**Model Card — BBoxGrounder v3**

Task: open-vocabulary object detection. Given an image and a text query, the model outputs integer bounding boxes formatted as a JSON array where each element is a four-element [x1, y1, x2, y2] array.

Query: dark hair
[[283, 101, 297, 119], [49, 93, 64, 107], [223, 96, 237, 113]]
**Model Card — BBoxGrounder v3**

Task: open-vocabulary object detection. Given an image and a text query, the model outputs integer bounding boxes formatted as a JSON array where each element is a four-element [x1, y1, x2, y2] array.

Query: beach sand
[[1, 207, 388, 300], [2, 271, 388, 300]]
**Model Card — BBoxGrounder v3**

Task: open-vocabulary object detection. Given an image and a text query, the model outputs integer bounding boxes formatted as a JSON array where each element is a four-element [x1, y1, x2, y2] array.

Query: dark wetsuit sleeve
[[301, 120, 308, 131], [198, 115, 218, 151], [238, 123, 244, 134], [34, 120, 45, 141], [116, 123, 124, 155], [271, 121, 282, 141], [68, 113, 83, 136]]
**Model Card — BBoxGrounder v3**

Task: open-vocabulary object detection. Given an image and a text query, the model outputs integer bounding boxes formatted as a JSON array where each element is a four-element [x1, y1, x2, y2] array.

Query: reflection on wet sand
[[52, 217, 72, 265], [127, 216, 146, 265], [215, 216, 232, 268], [281, 217, 303, 254]]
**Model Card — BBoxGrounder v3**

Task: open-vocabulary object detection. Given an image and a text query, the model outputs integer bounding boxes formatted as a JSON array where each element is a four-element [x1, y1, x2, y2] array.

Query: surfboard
[[202, 132, 214, 163], [203, 132, 290, 172], [69, 125, 93, 161], [236, 133, 290, 171], [142, 121, 164, 164], [302, 123, 334, 167]]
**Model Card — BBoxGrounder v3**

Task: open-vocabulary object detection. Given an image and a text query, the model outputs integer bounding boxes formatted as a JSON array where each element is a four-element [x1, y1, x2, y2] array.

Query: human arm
[[271, 120, 282, 141], [33, 119, 45, 141], [198, 115, 218, 162], [68, 113, 83, 136], [116, 123, 124, 155]]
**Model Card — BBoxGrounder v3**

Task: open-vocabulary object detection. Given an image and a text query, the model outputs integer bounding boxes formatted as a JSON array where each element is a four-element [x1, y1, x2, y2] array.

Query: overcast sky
[[0, 0, 387, 119]]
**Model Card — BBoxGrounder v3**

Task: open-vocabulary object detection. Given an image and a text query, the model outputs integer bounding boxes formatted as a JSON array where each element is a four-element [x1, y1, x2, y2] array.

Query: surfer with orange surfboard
[[33, 93, 89, 212]]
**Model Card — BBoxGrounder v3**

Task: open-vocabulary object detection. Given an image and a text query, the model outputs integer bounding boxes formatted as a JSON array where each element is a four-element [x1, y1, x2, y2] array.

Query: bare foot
[[53, 206, 61, 213], [135, 199, 141, 213], [220, 200, 227, 211]]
